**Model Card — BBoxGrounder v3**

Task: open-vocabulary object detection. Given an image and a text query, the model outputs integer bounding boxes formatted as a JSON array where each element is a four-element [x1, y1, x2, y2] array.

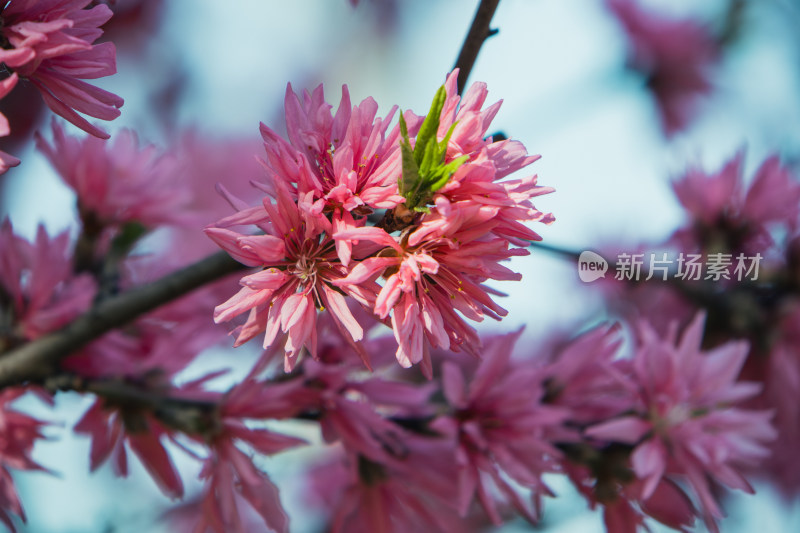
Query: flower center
[[290, 255, 317, 284]]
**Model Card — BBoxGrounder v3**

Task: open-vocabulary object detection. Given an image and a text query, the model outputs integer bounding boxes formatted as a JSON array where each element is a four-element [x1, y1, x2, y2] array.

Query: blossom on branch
[[0, 221, 96, 344], [431, 330, 568, 525], [206, 180, 379, 370], [36, 120, 190, 229], [185, 381, 307, 533], [0, 0, 123, 140], [585, 313, 776, 532], [209, 71, 552, 375]]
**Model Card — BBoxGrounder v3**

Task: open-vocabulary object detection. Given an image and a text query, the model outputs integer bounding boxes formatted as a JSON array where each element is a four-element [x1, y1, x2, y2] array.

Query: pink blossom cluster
[[207, 69, 553, 376], [0, 0, 123, 173], [0, 1, 793, 530], [36, 120, 190, 229], [0, 221, 95, 342], [0, 129, 783, 533], [595, 150, 800, 499], [292, 313, 774, 533], [576, 315, 775, 532]]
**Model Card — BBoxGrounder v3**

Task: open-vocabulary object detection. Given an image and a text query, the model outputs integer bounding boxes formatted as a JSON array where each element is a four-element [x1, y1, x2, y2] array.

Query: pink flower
[[672, 151, 800, 256], [206, 181, 379, 370], [432, 70, 554, 245], [0, 75, 22, 175], [74, 398, 186, 499], [36, 120, 190, 228], [189, 441, 293, 533], [297, 357, 435, 462], [586, 313, 776, 532], [0, 0, 123, 140], [178, 377, 306, 533], [540, 323, 633, 426], [260, 83, 408, 264], [0, 220, 96, 343], [334, 201, 527, 375], [607, 0, 719, 136], [306, 444, 464, 533], [431, 330, 569, 525], [0, 389, 49, 532], [189, 425, 305, 533]]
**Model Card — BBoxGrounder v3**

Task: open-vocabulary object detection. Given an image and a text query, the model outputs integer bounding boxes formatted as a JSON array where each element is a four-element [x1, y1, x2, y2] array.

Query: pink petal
[[586, 416, 652, 444]]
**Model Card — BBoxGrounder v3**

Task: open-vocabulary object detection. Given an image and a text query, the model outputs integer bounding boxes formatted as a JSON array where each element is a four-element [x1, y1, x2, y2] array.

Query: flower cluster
[[0, 221, 95, 344], [36, 120, 189, 229], [543, 314, 775, 532], [592, 148, 800, 500], [0, 0, 123, 173], [208, 70, 553, 375], [0, 1, 793, 532]]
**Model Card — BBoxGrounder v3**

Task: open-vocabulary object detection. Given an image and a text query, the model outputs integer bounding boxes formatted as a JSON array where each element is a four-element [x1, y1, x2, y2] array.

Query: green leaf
[[396, 84, 468, 211], [438, 122, 458, 156], [414, 85, 447, 166], [418, 135, 438, 178], [399, 136, 419, 198], [430, 155, 468, 192]]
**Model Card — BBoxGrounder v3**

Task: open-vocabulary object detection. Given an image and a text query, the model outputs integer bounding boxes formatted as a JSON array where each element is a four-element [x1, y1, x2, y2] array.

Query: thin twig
[[453, 0, 501, 94], [0, 251, 246, 389], [530, 241, 582, 261]]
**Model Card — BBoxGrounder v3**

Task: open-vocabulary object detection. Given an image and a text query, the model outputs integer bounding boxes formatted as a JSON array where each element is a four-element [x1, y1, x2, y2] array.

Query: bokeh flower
[[36, 120, 190, 229], [586, 313, 776, 532], [0, 221, 95, 344], [0, 0, 123, 140]]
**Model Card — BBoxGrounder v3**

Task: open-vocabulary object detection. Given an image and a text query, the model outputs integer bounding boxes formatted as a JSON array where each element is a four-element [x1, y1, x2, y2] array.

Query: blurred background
[[2, 0, 800, 531]]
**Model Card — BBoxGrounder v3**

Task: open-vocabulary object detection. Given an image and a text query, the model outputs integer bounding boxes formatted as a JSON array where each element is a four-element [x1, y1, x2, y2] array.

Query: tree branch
[[45, 373, 221, 436], [0, 251, 246, 389], [453, 0, 501, 95]]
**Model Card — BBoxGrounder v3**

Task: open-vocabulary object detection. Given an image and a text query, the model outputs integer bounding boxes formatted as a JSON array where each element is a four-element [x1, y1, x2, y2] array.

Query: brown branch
[[453, 0, 501, 95], [0, 251, 246, 389], [45, 373, 221, 436]]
